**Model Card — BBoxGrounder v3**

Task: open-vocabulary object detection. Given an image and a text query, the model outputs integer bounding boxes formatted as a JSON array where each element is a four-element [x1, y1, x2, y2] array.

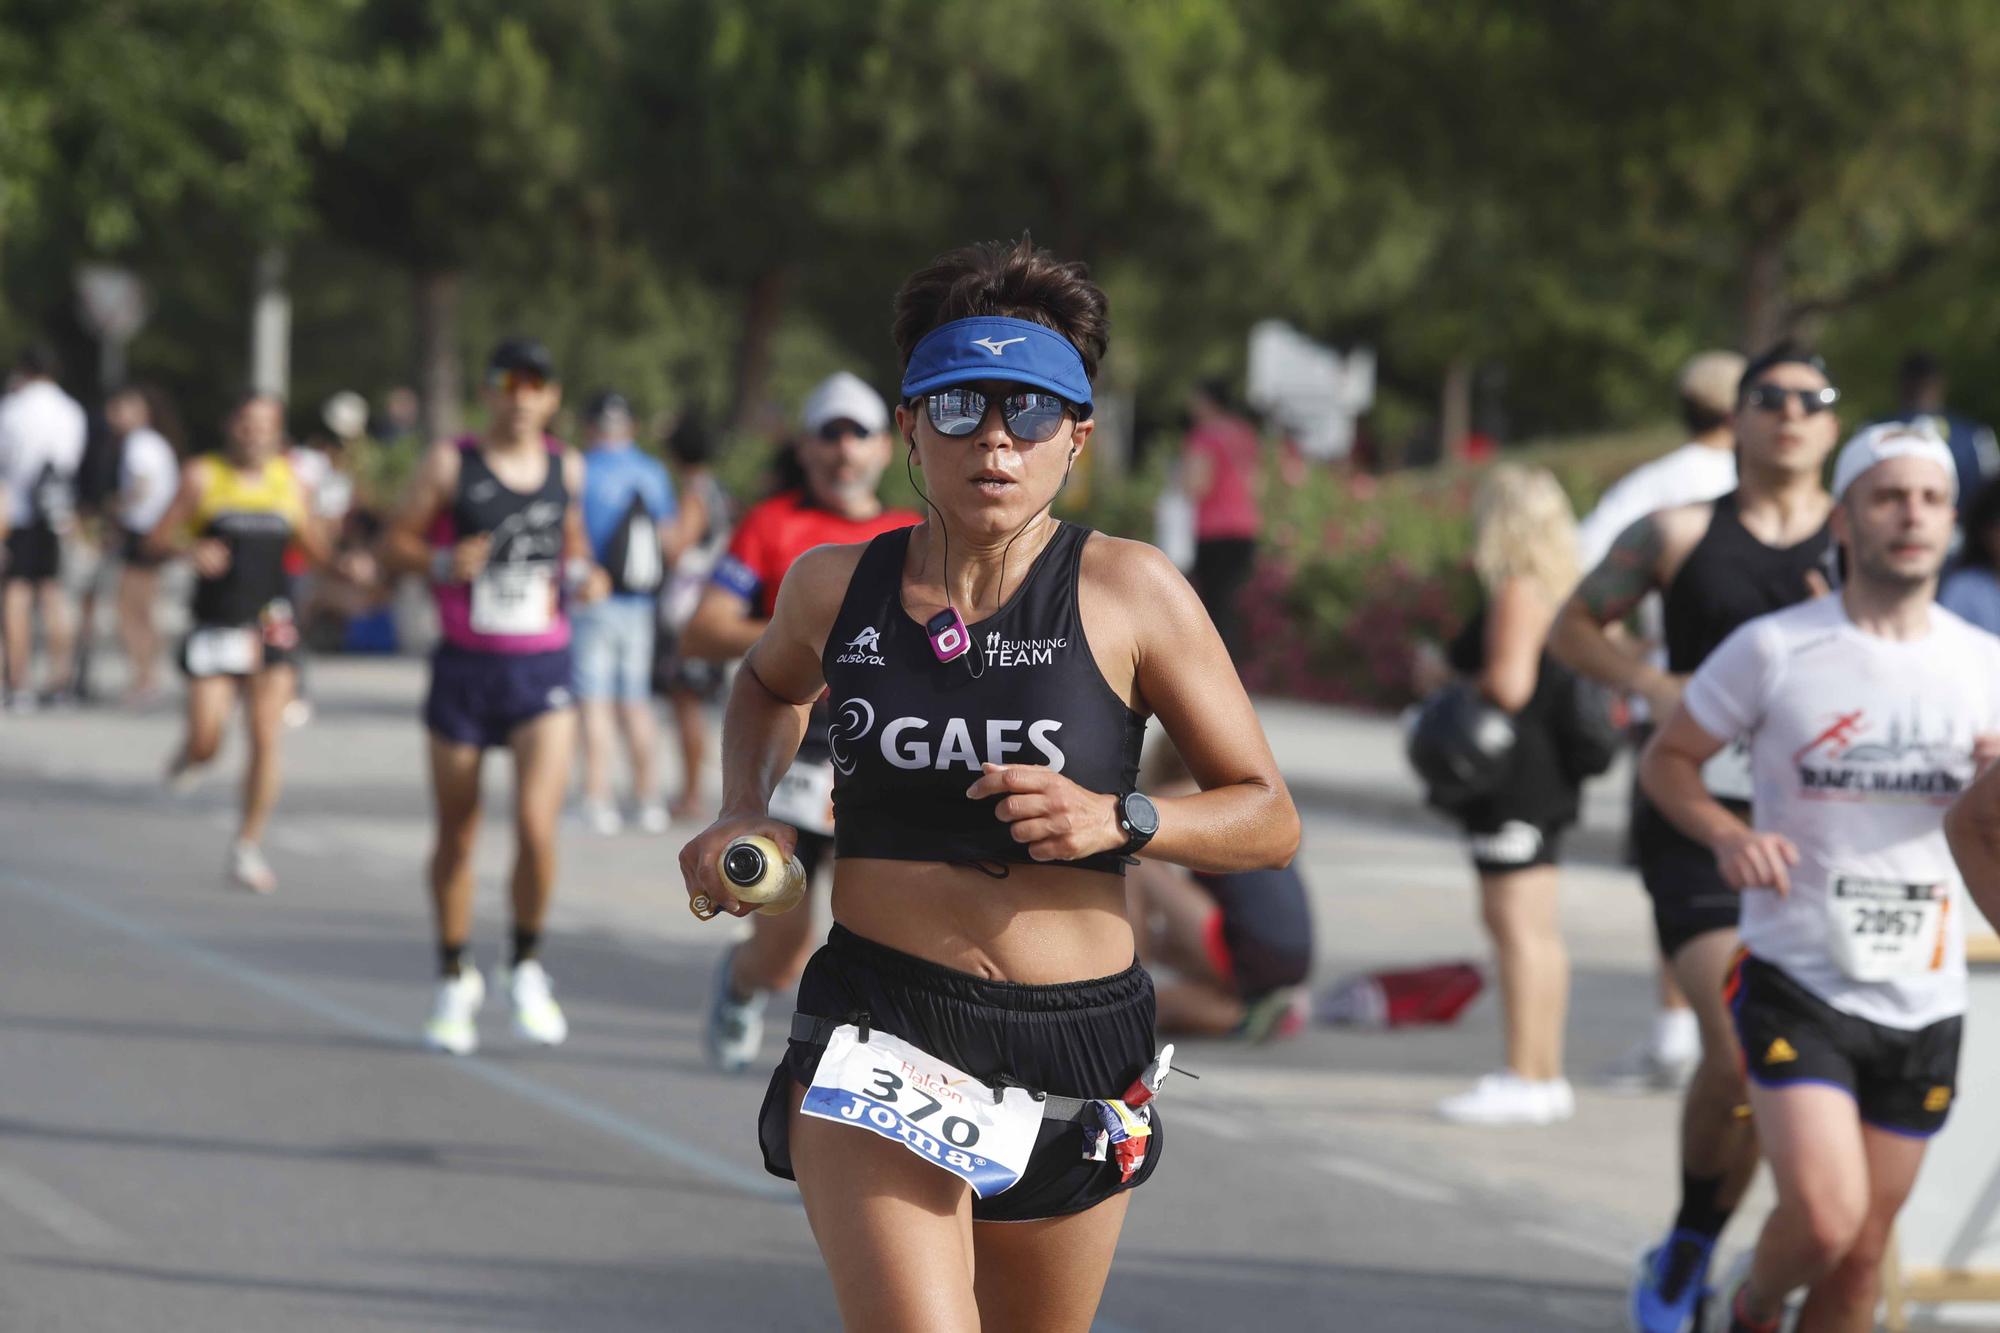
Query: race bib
[[1827, 876, 1949, 982], [1701, 739, 1754, 803], [471, 563, 556, 636], [186, 626, 259, 677], [769, 759, 836, 835], [800, 1024, 1043, 1198]]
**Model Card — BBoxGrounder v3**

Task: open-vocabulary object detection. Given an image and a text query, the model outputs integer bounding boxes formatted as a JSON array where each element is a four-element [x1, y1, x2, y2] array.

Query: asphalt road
[[1, 657, 1707, 1332]]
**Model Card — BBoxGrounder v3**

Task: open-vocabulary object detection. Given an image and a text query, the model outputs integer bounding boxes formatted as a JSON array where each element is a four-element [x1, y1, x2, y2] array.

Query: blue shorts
[[424, 645, 574, 749], [571, 597, 656, 701]]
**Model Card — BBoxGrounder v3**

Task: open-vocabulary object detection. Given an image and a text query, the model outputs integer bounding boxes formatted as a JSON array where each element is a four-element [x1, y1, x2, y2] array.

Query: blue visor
[[899, 316, 1092, 414]]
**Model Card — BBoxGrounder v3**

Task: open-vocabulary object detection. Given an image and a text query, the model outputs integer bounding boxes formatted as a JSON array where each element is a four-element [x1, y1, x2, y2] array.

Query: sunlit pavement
[[0, 654, 1772, 1331]]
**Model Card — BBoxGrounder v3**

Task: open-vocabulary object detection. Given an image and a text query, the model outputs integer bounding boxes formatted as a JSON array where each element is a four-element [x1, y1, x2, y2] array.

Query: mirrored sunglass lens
[[1002, 393, 1067, 442], [928, 389, 987, 436]]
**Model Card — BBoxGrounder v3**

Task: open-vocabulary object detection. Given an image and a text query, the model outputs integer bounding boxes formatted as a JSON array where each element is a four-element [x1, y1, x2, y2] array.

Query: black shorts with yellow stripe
[[1727, 952, 1962, 1138]]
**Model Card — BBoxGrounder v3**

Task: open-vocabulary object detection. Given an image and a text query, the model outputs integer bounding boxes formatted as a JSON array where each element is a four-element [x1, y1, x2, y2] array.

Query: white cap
[[322, 389, 368, 440], [801, 371, 888, 435], [1831, 421, 1958, 502]]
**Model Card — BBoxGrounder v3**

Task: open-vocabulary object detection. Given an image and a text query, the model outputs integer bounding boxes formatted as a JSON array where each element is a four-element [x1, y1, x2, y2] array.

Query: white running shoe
[[1598, 1039, 1698, 1094], [283, 698, 313, 729], [580, 799, 623, 836], [505, 959, 569, 1046], [229, 842, 278, 895], [703, 946, 766, 1073], [423, 967, 486, 1055], [635, 801, 671, 834], [1437, 1071, 1575, 1126]]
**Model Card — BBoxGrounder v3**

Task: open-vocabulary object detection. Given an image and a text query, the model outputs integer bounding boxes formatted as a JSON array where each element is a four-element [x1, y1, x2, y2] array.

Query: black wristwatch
[[1116, 790, 1160, 858]]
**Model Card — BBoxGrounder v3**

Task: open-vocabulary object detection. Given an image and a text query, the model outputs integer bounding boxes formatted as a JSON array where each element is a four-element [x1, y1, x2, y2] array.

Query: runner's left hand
[[967, 763, 1122, 862]]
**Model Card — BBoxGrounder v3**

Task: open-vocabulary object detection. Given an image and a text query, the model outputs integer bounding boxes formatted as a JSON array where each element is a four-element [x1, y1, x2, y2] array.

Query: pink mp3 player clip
[[925, 607, 971, 663]]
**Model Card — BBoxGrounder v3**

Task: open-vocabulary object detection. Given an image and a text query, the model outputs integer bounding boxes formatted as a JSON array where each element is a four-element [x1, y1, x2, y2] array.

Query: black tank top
[[823, 523, 1146, 875], [1663, 491, 1832, 672], [447, 438, 567, 559]]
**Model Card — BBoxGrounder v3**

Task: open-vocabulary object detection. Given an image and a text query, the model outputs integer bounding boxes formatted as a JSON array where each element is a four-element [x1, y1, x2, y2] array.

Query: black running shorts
[[1632, 797, 1743, 958], [1728, 952, 1962, 1138], [3, 525, 59, 583], [759, 923, 1163, 1222]]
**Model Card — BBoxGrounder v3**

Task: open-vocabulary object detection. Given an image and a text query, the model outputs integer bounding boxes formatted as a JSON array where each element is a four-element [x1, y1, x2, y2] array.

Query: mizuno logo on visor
[[972, 336, 1027, 356]]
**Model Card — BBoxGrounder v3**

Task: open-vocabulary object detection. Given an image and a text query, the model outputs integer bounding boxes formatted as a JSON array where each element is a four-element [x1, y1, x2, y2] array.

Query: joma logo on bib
[[828, 697, 1065, 773]]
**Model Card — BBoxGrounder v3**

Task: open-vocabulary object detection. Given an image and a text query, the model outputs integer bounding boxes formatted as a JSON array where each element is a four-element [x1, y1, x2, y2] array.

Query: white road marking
[[1317, 1154, 1462, 1206], [0, 1163, 125, 1249], [2, 873, 796, 1204], [1518, 1223, 1634, 1269]]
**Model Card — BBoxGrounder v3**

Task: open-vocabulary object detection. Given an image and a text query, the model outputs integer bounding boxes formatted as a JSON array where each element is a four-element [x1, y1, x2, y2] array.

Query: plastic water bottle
[[721, 835, 807, 916]]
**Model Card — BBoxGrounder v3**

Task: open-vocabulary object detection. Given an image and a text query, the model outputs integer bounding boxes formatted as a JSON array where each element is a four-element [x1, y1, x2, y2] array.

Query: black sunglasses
[[1743, 384, 1839, 415], [922, 388, 1074, 444]]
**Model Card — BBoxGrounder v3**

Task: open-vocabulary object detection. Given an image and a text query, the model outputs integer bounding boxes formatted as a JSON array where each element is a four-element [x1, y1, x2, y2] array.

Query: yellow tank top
[[188, 454, 306, 536]]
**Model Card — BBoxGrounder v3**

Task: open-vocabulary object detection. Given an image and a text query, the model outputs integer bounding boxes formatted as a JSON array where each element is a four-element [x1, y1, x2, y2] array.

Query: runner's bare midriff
[[831, 858, 1134, 983]]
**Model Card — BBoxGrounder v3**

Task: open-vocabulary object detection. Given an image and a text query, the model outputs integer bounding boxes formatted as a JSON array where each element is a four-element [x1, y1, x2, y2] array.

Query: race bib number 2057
[[800, 1025, 1043, 1198]]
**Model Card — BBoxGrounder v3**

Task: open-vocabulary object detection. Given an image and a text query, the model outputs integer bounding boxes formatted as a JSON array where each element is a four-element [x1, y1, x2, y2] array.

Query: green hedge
[[1070, 424, 1682, 708]]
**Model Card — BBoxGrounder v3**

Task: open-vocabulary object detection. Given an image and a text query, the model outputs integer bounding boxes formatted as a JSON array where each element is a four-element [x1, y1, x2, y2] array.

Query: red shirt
[[1186, 415, 1262, 540], [711, 489, 919, 618]]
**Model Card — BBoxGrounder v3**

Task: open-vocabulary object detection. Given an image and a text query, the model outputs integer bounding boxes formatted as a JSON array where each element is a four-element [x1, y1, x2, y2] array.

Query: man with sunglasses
[[381, 336, 607, 1056], [1551, 344, 1841, 1333], [682, 370, 917, 1071]]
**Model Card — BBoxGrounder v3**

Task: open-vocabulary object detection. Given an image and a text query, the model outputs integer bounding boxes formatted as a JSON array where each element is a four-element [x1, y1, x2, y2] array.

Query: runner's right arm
[[1549, 509, 1689, 714], [682, 584, 765, 660], [1639, 621, 1798, 893], [1947, 760, 2000, 931], [144, 465, 228, 574], [678, 543, 856, 915], [377, 442, 483, 581], [681, 512, 774, 660]]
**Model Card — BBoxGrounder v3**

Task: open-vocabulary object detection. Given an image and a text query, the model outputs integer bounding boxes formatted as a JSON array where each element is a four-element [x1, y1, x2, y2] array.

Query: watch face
[[1123, 791, 1159, 836]]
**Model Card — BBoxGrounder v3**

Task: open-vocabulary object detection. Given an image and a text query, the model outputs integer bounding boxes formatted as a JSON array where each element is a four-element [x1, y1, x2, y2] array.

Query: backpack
[[601, 491, 664, 595]]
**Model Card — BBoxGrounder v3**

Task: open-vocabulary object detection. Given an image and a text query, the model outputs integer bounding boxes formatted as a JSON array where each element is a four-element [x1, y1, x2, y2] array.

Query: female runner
[[679, 237, 1299, 1332]]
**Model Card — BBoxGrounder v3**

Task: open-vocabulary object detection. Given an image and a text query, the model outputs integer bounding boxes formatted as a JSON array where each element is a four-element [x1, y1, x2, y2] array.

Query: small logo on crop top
[[983, 631, 1067, 667], [835, 626, 886, 666]]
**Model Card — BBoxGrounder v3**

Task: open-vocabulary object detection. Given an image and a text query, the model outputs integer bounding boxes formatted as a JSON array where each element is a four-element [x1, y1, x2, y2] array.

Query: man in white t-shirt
[[1640, 422, 2000, 1332], [0, 344, 88, 709], [1577, 350, 1746, 1092]]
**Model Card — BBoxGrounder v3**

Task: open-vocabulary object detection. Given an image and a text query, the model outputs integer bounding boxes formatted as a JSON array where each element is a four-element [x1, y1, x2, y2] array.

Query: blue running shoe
[[1629, 1228, 1716, 1333]]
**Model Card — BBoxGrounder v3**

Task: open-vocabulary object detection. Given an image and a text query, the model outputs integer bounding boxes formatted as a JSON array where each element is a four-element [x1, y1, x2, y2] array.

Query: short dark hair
[[1679, 395, 1730, 436], [665, 409, 715, 465], [1960, 474, 2000, 571], [891, 235, 1110, 384], [15, 342, 60, 380], [1898, 350, 1943, 394], [1736, 342, 1829, 401]]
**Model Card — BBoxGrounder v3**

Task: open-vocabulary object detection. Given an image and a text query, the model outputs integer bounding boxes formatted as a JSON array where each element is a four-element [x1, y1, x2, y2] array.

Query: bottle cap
[[722, 842, 768, 888]]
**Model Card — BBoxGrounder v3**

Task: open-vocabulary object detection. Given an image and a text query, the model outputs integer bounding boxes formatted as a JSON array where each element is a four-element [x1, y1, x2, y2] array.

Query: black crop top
[[822, 522, 1147, 875]]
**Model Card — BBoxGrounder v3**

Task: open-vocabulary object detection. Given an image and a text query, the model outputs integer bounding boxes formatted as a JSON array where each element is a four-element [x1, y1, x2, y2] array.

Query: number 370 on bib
[[800, 1025, 1043, 1197]]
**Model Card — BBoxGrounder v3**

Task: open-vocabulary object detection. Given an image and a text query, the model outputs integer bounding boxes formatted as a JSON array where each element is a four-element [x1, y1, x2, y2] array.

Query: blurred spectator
[[1568, 349, 1741, 1088], [0, 343, 88, 709], [1179, 376, 1262, 661], [654, 410, 730, 819], [1878, 350, 1996, 524], [1576, 350, 1744, 568], [1430, 464, 1586, 1126], [573, 390, 680, 834], [1127, 737, 1313, 1040], [372, 385, 421, 444], [108, 385, 183, 705], [1941, 474, 2000, 635]]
